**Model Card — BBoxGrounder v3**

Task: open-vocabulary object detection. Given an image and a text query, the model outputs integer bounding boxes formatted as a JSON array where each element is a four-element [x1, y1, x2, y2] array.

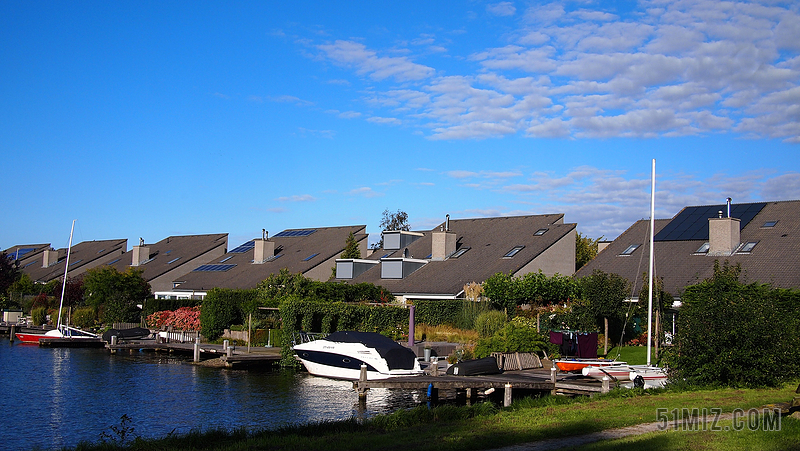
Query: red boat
[[554, 358, 621, 372], [16, 326, 98, 344]]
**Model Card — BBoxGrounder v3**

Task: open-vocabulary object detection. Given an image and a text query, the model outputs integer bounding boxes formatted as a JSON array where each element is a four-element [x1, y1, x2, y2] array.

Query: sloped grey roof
[[173, 225, 368, 290], [105, 233, 228, 283], [13, 240, 127, 283], [575, 200, 800, 297], [343, 214, 575, 297]]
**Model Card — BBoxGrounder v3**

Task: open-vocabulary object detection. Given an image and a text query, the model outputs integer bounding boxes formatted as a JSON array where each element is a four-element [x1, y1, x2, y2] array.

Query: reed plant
[[413, 323, 478, 344]]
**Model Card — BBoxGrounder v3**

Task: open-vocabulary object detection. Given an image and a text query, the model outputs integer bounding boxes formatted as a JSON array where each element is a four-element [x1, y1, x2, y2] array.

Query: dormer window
[[619, 244, 640, 256], [503, 246, 524, 258]]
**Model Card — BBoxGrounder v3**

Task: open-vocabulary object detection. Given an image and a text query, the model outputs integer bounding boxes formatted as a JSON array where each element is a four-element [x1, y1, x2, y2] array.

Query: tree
[[0, 252, 20, 297], [576, 232, 603, 270], [341, 231, 361, 259], [374, 209, 410, 249], [579, 270, 629, 355], [83, 267, 151, 324], [666, 260, 800, 387]]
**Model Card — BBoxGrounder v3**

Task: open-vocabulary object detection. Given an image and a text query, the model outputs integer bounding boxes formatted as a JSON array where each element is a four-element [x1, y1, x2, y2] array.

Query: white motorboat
[[293, 331, 424, 380]]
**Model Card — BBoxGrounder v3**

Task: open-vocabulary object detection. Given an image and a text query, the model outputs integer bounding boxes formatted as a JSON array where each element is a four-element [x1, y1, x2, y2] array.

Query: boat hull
[[555, 359, 621, 372], [293, 331, 423, 381]]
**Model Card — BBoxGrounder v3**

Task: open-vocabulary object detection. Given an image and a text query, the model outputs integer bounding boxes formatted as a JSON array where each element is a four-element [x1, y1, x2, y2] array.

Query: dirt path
[[488, 413, 738, 451]]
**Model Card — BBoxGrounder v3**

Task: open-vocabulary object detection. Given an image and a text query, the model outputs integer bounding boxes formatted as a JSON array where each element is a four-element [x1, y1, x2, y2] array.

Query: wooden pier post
[[223, 339, 229, 351], [193, 337, 200, 363], [9, 325, 14, 343], [601, 376, 610, 394], [504, 383, 512, 407], [357, 364, 369, 401], [431, 357, 439, 376], [550, 366, 557, 395]]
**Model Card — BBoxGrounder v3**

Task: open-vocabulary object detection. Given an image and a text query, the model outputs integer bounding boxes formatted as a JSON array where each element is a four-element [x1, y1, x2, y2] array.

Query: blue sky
[[2, 0, 799, 251]]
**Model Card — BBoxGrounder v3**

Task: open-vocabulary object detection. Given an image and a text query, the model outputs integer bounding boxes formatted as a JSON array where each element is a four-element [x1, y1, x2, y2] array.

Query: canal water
[[0, 342, 424, 451]]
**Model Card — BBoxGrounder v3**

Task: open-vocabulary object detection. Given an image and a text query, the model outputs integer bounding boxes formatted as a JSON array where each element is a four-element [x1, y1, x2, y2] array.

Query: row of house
[[5, 199, 800, 304]]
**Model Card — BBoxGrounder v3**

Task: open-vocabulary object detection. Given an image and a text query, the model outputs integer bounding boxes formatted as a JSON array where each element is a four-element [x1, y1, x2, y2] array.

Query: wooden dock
[[105, 340, 282, 369], [353, 366, 607, 406], [39, 338, 105, 348]]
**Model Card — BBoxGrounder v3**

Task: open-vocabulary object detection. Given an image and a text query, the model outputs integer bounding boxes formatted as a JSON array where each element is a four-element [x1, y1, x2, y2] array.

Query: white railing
[[158, 329, 201, 343]]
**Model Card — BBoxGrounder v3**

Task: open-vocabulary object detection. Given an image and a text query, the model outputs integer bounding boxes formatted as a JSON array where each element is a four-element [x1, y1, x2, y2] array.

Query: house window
[[695, 242, 710, 254], [738, 241, 758, 253], [762, 220, 778, 228], [503, 246, 525, 258], [534, 228, 548, 236], [450, 247, 470, 258], [619, 244, 640, 256]]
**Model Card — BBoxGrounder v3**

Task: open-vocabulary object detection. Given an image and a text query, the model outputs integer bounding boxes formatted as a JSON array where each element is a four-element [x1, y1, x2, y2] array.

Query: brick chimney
[[253, 238, 275, 264], [42, 248, 59, 268], [431, 215, 456, 261], [708, 212, 740, 256], [132, 245, 150, 266]]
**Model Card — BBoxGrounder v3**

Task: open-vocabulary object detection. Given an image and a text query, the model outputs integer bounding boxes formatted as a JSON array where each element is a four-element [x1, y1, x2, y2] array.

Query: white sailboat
[[581, 160, 667, 389], [16, 220, 98, 343]]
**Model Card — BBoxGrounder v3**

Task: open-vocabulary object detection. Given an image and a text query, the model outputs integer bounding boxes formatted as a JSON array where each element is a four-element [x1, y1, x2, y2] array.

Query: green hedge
[[412, 299, 490, 329], [200, 288, 258, 340], [279, 297, 410, 366]]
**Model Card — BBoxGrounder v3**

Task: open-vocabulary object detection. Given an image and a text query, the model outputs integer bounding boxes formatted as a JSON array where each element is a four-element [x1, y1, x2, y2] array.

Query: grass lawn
[[73, 382, 800, 451], [599, 346, 652, 365]]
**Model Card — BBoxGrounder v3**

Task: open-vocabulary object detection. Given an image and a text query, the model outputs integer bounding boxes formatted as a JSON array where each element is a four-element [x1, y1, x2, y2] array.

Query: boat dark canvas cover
[[322, 331, 418, 370], [102, 327, 152, 342], [446, 357, 502, 376]]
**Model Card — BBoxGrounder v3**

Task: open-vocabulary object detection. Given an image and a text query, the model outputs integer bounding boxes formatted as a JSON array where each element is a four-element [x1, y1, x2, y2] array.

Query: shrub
[[31, 307, 47, 325], [200, 288, 245, 340], [474, 317, 547, 358], [72, 307, 97, 329], [665, 261, 800, 387], [474, 310, 507, 338]]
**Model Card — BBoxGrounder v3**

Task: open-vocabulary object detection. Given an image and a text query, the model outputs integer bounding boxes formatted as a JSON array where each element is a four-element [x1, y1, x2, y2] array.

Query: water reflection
[[0, 344, 429, 450]]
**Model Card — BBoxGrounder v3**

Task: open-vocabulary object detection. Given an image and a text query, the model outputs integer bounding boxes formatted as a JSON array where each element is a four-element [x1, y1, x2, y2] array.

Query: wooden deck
[[105, 340, 283, 369], [354, 366, 607, 405]]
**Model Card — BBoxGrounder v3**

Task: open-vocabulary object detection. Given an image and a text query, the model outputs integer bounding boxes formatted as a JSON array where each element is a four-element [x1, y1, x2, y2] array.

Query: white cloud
[[318, 40, 435, 82], [277, 194, 317, 202], [487, 2, 516, 17], [306, 1, 800, 142], [349, 187, 383, 198]]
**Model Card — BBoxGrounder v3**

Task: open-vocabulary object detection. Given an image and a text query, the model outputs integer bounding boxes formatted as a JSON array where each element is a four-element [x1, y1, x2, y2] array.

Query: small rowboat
[[555, 358, 624, 372]]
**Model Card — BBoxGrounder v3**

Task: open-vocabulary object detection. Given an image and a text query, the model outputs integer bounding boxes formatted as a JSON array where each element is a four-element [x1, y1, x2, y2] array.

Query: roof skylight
[[762, 220, 778, 228], [620, 244, 640, 256], [503, 246, 524, 258], [695, 242, 710, 254], [534, 228, 548, 236], [738, 241, 758, 253], [450, 247, 470, 258]]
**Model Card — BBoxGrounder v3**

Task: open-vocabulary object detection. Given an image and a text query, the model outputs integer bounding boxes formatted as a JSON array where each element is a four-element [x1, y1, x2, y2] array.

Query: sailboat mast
[[647, 160, 655, 366], [57, 220, 76, 329]]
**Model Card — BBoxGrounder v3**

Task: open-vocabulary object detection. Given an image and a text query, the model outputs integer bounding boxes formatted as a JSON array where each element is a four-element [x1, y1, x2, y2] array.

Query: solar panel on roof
[[193, 264, 237, 272], [654, 203, 767, 241], [230, 241, 255, 253], [10, 248, 35, 259], [274, 229, 316, 237]]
